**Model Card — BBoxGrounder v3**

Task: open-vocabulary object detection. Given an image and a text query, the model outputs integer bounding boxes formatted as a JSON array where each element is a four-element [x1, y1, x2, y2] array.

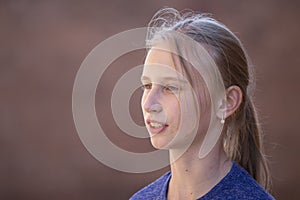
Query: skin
[[141, 47, 243, 199], [141, 49, 198, 150]]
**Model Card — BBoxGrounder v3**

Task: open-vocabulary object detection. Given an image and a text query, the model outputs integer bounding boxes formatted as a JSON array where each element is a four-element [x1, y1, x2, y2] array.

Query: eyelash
[[141, 83, 152, 90], [141, 84, 179, 93], [165, 85, 179, 92]]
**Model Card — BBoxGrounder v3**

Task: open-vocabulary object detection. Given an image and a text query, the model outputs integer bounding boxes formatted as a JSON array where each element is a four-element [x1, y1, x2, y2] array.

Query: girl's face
[[141, 48, 199, 149]]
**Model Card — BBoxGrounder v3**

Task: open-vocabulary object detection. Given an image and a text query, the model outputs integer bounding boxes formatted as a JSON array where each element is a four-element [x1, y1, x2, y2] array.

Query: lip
[[146, 119, 168, 135]]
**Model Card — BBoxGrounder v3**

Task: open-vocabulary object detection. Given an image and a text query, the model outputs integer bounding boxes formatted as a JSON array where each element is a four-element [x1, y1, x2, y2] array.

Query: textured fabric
[[130, 162, 275, 200]]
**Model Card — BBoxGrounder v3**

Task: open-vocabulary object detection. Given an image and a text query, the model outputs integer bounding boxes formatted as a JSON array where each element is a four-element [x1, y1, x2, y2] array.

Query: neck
[[167, 141, 232, 200]]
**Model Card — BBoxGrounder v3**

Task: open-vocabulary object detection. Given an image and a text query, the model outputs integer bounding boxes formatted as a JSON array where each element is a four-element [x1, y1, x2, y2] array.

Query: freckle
[[190, 192, 193, 195]]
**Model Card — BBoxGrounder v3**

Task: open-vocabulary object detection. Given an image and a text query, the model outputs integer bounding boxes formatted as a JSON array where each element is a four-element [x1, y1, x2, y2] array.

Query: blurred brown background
[[1, 0, 300, 199]]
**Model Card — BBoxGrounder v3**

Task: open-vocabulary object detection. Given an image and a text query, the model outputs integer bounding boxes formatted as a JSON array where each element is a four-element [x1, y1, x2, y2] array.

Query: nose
[[142, 86, 163, 113]]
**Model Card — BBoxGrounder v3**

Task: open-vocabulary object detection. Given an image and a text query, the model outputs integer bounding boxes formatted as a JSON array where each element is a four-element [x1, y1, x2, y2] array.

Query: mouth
[[146, 119, 168, 135]]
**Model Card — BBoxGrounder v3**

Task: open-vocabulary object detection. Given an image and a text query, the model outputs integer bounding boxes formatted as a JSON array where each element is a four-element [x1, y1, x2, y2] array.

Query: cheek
[[180, 93, 199, 128], [141, 93, 147, 112], [181, 106, 194, 126], [165, 97, 181, 123]]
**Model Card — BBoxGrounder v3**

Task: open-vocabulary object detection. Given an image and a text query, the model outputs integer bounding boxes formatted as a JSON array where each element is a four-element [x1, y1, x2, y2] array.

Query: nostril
[[142, 98, 162, 114], [149, 103, 162, 113]]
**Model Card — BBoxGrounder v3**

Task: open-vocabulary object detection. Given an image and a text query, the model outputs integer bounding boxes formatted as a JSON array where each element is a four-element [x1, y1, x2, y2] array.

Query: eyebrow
[[141, 76, 188, 84]]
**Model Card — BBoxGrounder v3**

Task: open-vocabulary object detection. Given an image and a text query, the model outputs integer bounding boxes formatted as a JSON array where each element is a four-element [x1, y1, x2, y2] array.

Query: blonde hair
[[146, 7, 271, 190]]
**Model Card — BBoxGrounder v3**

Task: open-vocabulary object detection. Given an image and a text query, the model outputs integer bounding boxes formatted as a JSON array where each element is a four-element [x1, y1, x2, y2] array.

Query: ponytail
[[224, 95, 270, 191]]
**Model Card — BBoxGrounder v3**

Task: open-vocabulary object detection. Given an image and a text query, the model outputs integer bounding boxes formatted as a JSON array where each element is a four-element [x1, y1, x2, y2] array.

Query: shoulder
[[130, 171, 171, 200], [200, 162, 275, 200]]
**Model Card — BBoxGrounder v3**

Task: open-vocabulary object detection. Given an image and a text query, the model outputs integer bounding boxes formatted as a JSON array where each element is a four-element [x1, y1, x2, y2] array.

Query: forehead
[[145, 48, 175, 67], [143, 48, 183, 80]]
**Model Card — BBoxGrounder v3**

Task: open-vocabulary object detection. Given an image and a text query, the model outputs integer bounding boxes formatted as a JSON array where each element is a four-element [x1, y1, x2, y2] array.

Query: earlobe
[[216, 98, 227, 123]]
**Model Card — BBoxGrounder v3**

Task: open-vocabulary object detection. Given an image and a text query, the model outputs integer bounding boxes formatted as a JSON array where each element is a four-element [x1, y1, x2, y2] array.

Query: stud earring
[[221, 114, 225, 124]]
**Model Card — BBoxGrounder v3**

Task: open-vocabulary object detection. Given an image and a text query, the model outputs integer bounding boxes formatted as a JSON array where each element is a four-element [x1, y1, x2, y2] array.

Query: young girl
[[130, 7, 274, 200]]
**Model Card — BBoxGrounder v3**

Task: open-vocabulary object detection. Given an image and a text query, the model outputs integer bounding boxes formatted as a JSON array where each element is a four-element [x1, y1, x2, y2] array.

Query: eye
[[141, 83, 152, 90], [164, 85, 179, 92]]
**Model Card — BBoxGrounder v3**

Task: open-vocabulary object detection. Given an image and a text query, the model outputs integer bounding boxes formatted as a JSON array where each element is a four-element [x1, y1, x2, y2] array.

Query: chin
[[150, 136, 172, 150], [151, 134, 198, 151], [150, 137, 185, 150]]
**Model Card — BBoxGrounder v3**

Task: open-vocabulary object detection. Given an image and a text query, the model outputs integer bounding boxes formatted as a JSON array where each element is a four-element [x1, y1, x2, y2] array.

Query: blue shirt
[[130, 162, 275, 200]]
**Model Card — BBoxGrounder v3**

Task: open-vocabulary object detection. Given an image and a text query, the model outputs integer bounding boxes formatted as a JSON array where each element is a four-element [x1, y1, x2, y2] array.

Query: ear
[[217, 85, 243, 121], [224, 85, 243, 118]]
